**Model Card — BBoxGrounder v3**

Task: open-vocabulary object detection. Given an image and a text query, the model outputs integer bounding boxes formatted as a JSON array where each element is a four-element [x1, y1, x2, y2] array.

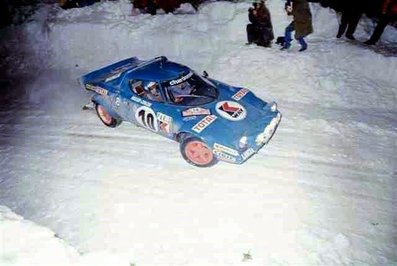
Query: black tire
[[180, 137, 218, 167], [95, 103, 121, 128]]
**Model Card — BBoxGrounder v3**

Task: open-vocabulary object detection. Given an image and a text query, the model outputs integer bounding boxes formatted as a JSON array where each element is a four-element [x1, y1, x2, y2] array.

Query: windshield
[[163, 72, 218, 106]]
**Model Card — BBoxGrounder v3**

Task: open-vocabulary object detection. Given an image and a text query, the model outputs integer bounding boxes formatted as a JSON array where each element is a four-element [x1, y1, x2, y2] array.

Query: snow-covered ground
[[1, 0, 396, 265]]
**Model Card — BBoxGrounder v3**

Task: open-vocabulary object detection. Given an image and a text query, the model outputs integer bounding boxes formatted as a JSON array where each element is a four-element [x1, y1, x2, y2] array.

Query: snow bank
[[0, 205, 133, 266], [3, 0, 396, 109], [0, 1, 396, 266]]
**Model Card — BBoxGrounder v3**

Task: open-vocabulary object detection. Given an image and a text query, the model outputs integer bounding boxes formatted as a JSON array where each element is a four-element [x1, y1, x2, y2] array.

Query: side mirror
[[202, 70, 209, 78]]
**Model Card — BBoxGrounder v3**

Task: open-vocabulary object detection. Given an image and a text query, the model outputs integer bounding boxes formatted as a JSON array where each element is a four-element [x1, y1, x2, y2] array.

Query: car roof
[[125, 57, 191, 82]]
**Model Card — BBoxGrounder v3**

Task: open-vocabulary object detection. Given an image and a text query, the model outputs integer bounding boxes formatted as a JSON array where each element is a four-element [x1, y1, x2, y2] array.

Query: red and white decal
[[215, 101, 247, 121], [157, 112, 173, 134], [135, 106, 158, 132], [182, 107, 211, 117], [232, 88, 249, 101], [192, 115, 217, 133]]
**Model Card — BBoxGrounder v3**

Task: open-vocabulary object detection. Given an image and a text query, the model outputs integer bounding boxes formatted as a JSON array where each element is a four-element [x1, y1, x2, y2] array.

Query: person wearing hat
[[145, 81, 162, 102], [246, 2, 260, 45], [255, 0, 274, 47]]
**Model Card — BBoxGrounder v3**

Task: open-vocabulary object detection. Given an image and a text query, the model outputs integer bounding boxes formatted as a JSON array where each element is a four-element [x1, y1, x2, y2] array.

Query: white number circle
[[135, 106, 158, 132]]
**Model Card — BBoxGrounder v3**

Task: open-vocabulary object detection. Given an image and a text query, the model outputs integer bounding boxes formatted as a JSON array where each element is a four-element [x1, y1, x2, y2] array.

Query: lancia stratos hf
[[79, 56, 281, 167]]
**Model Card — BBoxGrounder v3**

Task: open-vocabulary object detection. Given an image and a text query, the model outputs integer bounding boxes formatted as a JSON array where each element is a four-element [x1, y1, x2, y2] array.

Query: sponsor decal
[[135, 106, 158, 132], [86, 84, 108, 96], [192, 115, 217, 133], [241, 148, 255, 160], [183, 116, 197, 122], [213, 143, 239, 156], [216, 101, 247, 121], [157, 112, 173, 134], [182, 107, 211, 117], [232, 88, 249, 101], [169, 71, 193, 86], [130, 95, 152, 107], [213, 150, 237, 163]]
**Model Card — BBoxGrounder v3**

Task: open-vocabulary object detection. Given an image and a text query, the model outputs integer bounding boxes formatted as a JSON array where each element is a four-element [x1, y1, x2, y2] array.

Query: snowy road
[[1, 1, 396, 265]]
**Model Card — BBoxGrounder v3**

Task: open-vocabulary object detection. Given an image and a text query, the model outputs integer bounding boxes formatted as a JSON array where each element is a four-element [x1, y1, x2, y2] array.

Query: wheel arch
[[91, 95, 122, 120], [175, 131, 213, 146]]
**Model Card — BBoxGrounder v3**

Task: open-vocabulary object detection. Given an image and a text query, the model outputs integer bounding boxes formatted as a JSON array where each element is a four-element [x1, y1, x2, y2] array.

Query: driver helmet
[[145, 81, 157, 91]]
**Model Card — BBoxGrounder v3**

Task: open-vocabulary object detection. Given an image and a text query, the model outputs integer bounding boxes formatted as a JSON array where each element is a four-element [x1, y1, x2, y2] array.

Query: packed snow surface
[[0, 0, 396, 265]]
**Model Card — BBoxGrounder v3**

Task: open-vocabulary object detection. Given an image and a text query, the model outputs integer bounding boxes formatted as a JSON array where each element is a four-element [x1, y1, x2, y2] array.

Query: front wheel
[[95, 104, 121, 128], [180, 137, 218, 167]]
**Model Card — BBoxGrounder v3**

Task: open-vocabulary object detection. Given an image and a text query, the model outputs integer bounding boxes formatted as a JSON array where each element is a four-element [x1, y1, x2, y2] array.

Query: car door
[[121, 78, 171, 137]]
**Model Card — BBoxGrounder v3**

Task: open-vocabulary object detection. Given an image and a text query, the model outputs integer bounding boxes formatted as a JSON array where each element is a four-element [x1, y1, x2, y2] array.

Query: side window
[[130, 80, 145, 97], [142, 81, 162, 102]]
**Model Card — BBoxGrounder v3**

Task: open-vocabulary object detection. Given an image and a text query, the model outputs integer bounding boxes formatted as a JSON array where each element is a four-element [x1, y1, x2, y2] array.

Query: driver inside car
[[170, 82, 192, 103], [145, 81, 162, 102]]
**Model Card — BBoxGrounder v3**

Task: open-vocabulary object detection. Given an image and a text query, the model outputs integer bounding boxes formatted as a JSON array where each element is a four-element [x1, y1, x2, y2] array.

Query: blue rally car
[[79, 56, 281, 167]]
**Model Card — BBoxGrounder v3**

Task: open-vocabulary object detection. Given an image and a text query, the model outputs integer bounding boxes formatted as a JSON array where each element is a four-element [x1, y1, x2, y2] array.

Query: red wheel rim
[[185, 141, 213, 166], [97, 105, 112, 124]]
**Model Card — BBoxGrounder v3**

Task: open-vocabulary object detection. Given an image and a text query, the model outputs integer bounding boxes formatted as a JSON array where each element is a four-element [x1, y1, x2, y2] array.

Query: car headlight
[[239, 136, 248, 149], [270, 102, 277, 112]]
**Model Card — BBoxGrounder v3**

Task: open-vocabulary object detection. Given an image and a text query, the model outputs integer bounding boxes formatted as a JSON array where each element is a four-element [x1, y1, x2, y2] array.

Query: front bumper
[[213, 111, 282, 164]]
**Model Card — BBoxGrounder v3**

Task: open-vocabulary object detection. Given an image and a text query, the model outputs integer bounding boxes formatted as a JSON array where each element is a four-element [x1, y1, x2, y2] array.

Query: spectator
[[336, 0, 363, 40], [281, 0, 313, 52], [59, 0, 98, 9], [146, 0, 158, 15], [256, 0, 274, 47], [365, 0, 397, 45], [246, 3, 260, 45], [246, 1, 274, 47]]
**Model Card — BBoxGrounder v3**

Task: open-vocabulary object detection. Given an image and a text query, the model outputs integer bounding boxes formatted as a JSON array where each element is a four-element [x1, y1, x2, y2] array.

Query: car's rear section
[[79, 57, 141, 89]]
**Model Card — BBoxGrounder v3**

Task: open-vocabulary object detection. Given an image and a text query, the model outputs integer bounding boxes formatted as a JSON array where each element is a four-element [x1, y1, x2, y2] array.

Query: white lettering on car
[[169, 71, 193, 86], [130, 95, 152, 107], [241, 148, 255, 160], [232, 88, 249, 101], [213, 150, 237, 163], [213, 143, 239, 156], [192, 115, 217, 133]]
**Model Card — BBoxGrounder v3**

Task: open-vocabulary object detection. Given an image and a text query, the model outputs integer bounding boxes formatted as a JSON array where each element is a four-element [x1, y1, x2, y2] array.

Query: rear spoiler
[[78, 56, 169, 90]]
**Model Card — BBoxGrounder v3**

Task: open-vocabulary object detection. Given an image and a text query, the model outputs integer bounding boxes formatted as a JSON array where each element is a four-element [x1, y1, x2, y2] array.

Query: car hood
[[182, 84, 278, 143]]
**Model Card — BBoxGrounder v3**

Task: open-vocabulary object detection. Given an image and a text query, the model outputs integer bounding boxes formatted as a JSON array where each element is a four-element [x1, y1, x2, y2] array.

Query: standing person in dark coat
[[281, 0, 313, 51], [336, 0, 363, 40], [146, 0, 158, 15], [365, 0, 397, 44], [256, 0, 275, 47]]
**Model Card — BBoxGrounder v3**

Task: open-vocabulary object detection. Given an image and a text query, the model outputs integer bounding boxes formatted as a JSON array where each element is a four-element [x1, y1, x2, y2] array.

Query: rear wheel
[[95, 104, 121, 128], [180, 137, 218, 167]]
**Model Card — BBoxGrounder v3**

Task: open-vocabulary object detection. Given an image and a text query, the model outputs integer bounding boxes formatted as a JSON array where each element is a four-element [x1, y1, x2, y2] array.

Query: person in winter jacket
[[246, 2, 260, 44], [256, 0, 274, 46], [365, 0, 397, 44], [281, 0, 313, 51], [336, 0, 363, 40], [59, 0, 98, 9], [246, 1, 274, 47]]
